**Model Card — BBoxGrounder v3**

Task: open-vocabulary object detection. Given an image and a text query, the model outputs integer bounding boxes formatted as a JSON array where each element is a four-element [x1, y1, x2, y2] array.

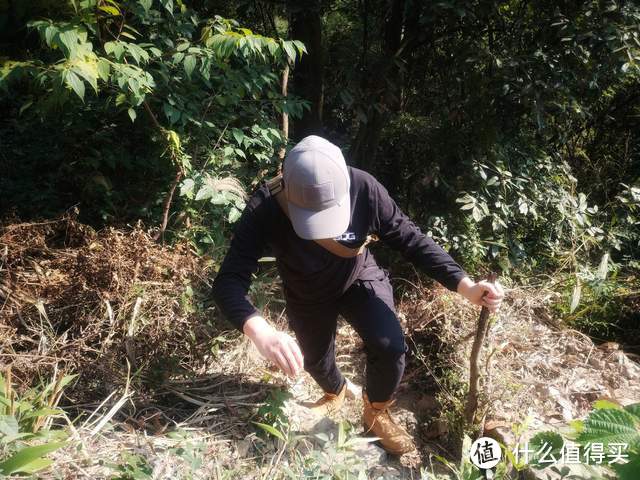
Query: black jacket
[[211, 167, 467, 331]]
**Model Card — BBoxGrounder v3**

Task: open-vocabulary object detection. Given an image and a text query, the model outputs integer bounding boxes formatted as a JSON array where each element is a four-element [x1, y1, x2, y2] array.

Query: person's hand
[[457, 276, 505, 312], [243, 315, 303, 377]]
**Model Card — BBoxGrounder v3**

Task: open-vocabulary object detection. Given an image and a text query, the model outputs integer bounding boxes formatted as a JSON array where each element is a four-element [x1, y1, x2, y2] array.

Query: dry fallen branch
[[465, 272, 497, 426]]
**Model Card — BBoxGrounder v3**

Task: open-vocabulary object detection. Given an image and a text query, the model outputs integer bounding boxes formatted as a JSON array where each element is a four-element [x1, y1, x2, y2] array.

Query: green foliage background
[[1, 0, 639, 343]]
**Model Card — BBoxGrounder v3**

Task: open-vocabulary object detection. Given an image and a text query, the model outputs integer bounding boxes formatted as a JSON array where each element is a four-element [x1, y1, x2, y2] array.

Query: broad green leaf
[[104, 41, 125, 61], [183, 55, 196, 79], [292, 40, 307, 55], [179, 178, 195, 197], [96, 59, 110, 81], [576, 408, 640, 449], [231, 128, 244, 146], [281, 41, 296, 62], [58, 29, 78, 58], [128, 108, 137, 122], [0, 441, 66, 475], [195, 186, 212, 201], [139, 0, 152, 13], [64, 70, 85, 100], [73, 61, 98, 93]]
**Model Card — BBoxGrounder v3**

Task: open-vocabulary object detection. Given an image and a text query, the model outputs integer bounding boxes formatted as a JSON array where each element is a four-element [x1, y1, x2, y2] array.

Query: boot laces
[[370, 400, 402, 429]]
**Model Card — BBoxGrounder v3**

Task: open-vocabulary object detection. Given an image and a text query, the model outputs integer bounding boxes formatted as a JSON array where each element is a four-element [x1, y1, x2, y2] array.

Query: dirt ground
[[1, 217, 638, 479]]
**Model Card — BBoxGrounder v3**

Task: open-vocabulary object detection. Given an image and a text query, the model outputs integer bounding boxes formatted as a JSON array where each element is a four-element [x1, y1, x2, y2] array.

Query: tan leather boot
[[362, 391, 415, 455], [306, 380, 356, 416]]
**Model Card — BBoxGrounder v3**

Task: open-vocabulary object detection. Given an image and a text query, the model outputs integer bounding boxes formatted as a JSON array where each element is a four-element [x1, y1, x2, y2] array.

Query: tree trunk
[[289, 0, 324, 140], [350, 0, 405, 170]]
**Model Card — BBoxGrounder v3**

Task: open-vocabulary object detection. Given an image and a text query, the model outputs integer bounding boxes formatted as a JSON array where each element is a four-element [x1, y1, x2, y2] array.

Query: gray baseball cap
[[283, 135, 351, 240]]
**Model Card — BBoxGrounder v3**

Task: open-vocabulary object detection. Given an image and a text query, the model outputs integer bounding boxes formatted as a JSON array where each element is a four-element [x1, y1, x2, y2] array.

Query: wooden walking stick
[[464, 272, 498, 426]]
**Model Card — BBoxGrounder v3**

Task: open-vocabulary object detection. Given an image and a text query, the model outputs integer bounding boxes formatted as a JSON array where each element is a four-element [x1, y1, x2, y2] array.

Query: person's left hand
[[457, 277, 505, 312]]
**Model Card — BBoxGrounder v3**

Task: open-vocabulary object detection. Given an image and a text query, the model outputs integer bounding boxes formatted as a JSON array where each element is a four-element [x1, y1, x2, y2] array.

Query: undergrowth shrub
[[0, 370, 71, 477]]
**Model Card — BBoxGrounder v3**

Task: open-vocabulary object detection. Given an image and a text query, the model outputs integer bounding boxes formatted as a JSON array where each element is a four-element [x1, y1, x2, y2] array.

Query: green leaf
[[98, 5, 120, 15], [64, 70, 85, 100], [183, 55, 196, 79], [281, 41, 296, 62], [139, 0, 152, 13], [613, 455, 640, 480], [44, 25, 57, 48], [115, 93, 127, 106], [96, 59, 110, 81], [593, 399, 622, 411], [58, 29, 78, 58], [16, 458, 53, 474], [22, 408, 62, 420], [160, 0, 173, 14], [291, 40, 307, 55], [529, 431, 564, 468], [128, 108, 137, 122], [0, 415, 19, 437], [472, 206, 484, 222], [0, 441, 66, 475], [179, 178, 195, 197], [624, 403, 640, 421], [104, 41, 125, 61], [73, 61, 98, 93], [228, 207, 241, 223], [577, 408, 640, 449], [231, 128, 244, 146], [195, 186, 212, 201], [252, 421, 285, 441]]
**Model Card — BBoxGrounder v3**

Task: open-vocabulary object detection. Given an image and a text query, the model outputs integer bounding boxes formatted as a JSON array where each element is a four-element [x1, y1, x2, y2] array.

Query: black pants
[[287, 272, 407, 403]]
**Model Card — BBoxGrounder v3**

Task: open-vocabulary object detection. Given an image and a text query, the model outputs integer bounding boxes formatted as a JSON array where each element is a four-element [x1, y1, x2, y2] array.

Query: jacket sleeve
[[211, 197, 268, 332], [371, 179, 468, 292]]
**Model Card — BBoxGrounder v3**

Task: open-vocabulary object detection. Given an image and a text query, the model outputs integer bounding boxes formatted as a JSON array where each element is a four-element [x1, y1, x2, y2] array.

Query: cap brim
[[287, 196, 350, 240]]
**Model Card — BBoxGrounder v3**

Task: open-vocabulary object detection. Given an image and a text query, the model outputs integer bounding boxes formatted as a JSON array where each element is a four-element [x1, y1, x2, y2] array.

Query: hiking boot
[[362, 391, 415, 455], [306, 379, 357, 416]]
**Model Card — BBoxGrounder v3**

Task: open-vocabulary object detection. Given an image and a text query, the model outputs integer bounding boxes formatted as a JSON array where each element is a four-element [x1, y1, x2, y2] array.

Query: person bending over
[[211, 135, 504, 455]]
